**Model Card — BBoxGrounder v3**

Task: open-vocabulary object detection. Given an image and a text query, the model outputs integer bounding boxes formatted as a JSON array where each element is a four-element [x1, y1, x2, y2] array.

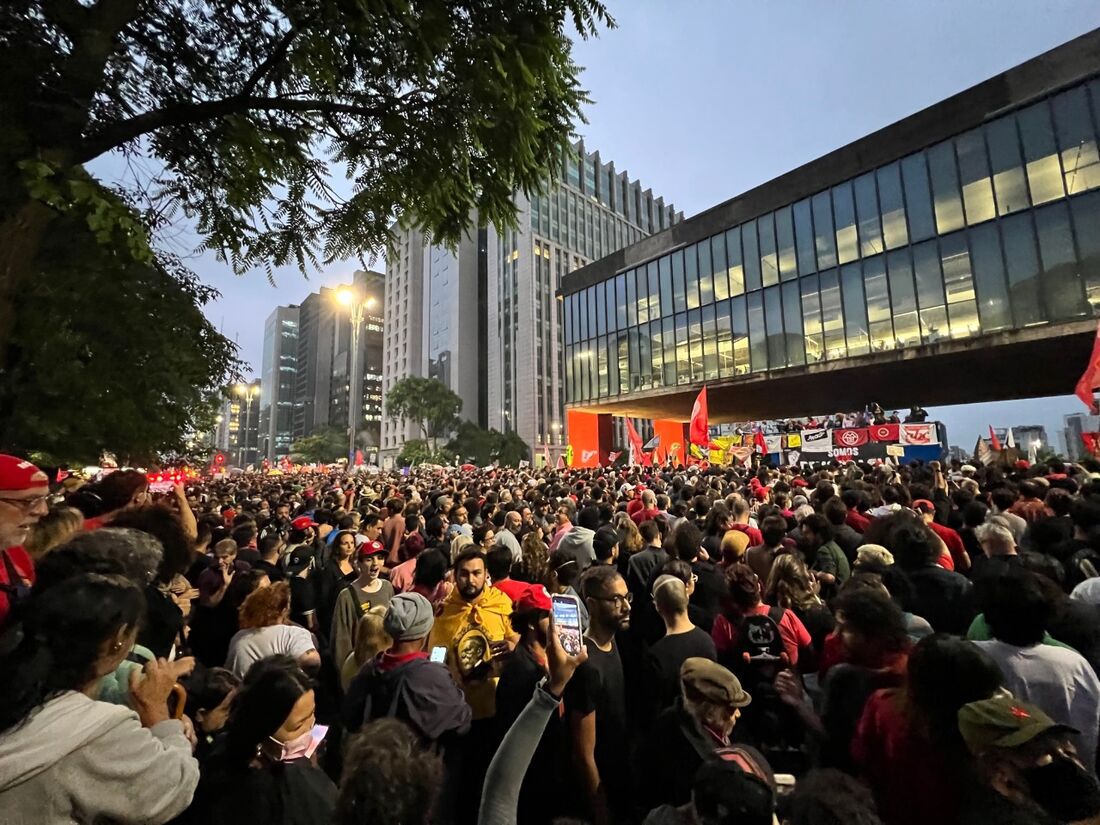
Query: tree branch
[[239, 26, 298, 97], [77, 95, 385, 163]]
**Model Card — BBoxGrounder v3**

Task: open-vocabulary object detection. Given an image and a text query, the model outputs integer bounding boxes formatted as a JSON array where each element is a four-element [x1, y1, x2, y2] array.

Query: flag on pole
[[1076, 320, 1100, 414], [754, 430, 768, 455], [689, 386, 710, 448], [542, 443, 551, 468], [975, 437, 995, 466], [556, 455, 566, 469], [643, 434, 660, 452], [1005, 428, 1016, 450], [608, 450, 623, 463], [989, 425, 1002, 452], [625, 419, 646, 466], [354, 449, 364, 466]]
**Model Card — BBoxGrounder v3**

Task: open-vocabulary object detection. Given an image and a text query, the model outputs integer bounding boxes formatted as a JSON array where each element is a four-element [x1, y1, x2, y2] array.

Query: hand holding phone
[[548, 595, 588, 697], [551, 594, 583, 657]]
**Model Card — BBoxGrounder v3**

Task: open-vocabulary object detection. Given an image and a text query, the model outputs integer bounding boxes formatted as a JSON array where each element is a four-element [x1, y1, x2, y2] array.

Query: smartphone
[[430, 645, 447, 664], [148, 480, 174, 494], [304, 724, 329, 759], [551, 593, 583, 657]]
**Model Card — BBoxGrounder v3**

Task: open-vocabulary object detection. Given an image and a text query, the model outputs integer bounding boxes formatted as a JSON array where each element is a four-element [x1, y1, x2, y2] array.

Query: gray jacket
[[0, 691, 198, 824]]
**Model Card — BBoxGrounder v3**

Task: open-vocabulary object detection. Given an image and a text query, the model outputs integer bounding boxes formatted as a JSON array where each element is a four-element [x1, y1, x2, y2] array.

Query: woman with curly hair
[[225, 581, 319, 678], [513, 528, 550, 586]]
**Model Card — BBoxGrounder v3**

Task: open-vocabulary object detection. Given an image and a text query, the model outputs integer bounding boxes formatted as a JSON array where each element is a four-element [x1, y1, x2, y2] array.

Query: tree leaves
[[384, 376, 462, 443]]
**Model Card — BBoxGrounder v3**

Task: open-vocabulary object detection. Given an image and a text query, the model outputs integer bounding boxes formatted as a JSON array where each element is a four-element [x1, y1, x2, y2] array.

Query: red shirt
[[377, 649, 429, 672], [818, 633, 909, 682], [711, 604, 812, 668], [630, 507, 660, 525], [846, 510, 871, 533], [728, 523, 764, 547], [852, 689, 966, 825], [928, 522, 966, 570], [0, 546, 35, 629]]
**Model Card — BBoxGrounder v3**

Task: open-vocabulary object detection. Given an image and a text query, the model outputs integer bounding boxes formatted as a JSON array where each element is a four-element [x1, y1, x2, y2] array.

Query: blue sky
[[117, 0, 1100, 452]]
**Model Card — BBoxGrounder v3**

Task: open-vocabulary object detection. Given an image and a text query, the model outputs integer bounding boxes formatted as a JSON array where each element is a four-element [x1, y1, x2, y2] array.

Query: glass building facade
[[563, 75, 1100, 406]]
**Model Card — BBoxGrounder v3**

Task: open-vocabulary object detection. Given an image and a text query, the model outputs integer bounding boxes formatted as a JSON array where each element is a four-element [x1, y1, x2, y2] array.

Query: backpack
[[730, 606, 787, 667]]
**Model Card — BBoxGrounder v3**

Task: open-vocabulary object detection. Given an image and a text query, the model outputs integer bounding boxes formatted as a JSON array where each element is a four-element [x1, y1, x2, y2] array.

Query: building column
[[566, 410, 613, 468], [653, 419, 689, 467]]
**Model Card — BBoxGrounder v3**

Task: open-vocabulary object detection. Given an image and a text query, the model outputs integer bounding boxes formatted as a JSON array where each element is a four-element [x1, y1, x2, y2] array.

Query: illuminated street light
[[334, 286, 379, 465]]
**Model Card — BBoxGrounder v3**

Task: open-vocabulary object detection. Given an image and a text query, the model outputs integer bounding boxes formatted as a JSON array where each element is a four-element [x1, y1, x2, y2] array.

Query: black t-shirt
[[564, 639, 629, 802], [642, 627, 717, 715], [253, 559, 286, 582], [689, 560, 725, 630]]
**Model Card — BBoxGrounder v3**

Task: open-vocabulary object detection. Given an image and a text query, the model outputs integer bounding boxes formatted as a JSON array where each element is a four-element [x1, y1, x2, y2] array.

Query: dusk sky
[[116, 1, 1100, 451]]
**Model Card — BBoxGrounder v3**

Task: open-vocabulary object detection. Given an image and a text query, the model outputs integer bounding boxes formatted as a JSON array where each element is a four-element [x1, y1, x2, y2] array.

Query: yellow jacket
[[428, 585, 514, 719]]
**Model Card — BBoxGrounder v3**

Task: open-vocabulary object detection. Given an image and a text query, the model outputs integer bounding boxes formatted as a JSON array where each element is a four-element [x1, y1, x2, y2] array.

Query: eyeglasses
[[0, 495, 49, 512], [591, 592, 633, 608]]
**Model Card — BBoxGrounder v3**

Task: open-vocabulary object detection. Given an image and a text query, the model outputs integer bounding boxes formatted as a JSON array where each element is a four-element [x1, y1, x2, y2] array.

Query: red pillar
[[654, 419, 689, 467], [566, 410, 614, 467]]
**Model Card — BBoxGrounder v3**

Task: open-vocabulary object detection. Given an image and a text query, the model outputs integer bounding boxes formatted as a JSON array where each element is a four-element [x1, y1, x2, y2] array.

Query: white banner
[[800, 429, 830, 449], [899, 423, 938, 446], [764, 435, 783, 454]]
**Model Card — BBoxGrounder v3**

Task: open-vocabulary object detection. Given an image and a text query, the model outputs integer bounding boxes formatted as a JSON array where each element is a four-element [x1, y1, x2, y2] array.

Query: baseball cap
[[287, 545, 315, 573], [514, 584, 552, 613], [911, 499, 935, 514], [958, 694, 1077, 755], [0, 455, 49, 492], [291, 516, 317, 531], [358, 539, 386, 558]]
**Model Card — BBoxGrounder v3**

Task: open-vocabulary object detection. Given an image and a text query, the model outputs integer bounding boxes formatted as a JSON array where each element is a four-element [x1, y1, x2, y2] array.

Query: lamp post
[[337, 288, 378, 465], [235, 383, 258, 467]]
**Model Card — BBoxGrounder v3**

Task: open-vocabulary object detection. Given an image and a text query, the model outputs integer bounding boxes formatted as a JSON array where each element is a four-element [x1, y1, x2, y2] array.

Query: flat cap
[[680, 658, 751, 708]]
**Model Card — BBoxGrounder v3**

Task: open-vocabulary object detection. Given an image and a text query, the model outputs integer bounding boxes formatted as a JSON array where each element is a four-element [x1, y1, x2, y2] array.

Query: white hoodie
[[0, 691, 198, 824]]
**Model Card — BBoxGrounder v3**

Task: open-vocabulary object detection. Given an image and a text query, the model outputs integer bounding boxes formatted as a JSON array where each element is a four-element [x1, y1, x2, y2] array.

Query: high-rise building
[[380, 141, 681, 464], [1064, 413, 1100, 460], [283, 271, 385, 461], [216, 380, 261, 466], [259, 306, 300, 461]]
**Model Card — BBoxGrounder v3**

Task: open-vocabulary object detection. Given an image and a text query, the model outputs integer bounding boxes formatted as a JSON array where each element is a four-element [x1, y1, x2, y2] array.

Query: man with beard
[[564, 564, 632, 825], [959, 694, 1100, 825], [428, 548, 517, 720], [0, 455, 50, 630]]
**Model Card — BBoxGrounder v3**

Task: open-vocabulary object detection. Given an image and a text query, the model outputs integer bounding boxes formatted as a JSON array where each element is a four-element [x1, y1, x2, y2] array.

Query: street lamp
[[234, 383, 258, 467], [335, 287, 377, 465]]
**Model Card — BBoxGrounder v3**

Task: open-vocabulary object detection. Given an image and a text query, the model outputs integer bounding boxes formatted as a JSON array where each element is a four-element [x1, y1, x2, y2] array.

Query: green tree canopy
[[0, 0, 613, 353], [0, 210, 240, 465], [385, 377, 462, 446], [289, 426, 347, 464], [446, 421, 531, 466]]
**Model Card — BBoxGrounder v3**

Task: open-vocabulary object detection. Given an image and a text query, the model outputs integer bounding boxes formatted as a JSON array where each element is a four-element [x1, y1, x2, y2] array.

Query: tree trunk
[[0, 198, 56, 359]]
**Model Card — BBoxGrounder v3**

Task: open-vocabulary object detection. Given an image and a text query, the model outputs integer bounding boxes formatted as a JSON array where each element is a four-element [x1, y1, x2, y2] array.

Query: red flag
[[989, 425, 1002, 452], [556, 455, 565, 470], [689, 386, 710, 447], [542, 443, 551, 467], [754, 430, 768, 454], [625, 418, 647, 466], [834, 428, 870, 447], [1077, 321, 1100, 414], [868, 424, 900, 442], [1083, 433, 1100, 456], [354, 449, 364, 466]]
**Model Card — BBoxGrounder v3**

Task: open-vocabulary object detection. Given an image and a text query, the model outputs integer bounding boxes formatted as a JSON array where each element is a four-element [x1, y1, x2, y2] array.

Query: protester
[[642, 575, 718, 716], [0, 455, 52, 629], [329, 539, 394, 667], [224, 581, 321, 678], [0, 573, 199, 824]]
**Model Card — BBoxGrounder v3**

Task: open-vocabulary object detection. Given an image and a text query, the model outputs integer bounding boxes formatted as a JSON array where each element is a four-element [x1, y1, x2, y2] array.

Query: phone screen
[[551, 594, 583, 657], [430, 646, 447, 664], [148, 481, 174, 494]]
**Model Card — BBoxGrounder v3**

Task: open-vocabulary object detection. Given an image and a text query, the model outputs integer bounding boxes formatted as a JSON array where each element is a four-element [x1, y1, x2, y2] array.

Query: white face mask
[[267, 725, 325, 762]]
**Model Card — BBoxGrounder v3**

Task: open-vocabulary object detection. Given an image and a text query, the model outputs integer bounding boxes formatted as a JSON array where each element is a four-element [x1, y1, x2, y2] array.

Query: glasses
[[0, 495, 49, 512], [591, 592, 633, 608]]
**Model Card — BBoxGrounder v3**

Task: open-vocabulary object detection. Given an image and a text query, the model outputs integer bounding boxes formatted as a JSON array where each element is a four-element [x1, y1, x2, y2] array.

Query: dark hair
[[577, 506, 601, 531], [231, 522, 258, 547], [832, 588, 908, 651], [259, 533, 284, 558], [638, 519, 661, 544], [962, 500, 988, 528], [660, 558, 694, 586], [33, 528, 163, 592], [548, 550, 580, 588], [788, 768, 883, 825], [725, 563, 762, 612], [841, 489, 866, 513], [183, 666, 241, 719], [336, 719, 443, 825], [669, 522, 702, 562], [0, 573, 145, 734], [761, 515, 788, 548], [361, 514, 380, 530], [108, 504, 192, 583], [801, 514, 834, 543], [889, 524, 940, 570], [593, 526, 620, 562], [452, 547, 485, 572], [977, 569, 1051, 646], [989, 487, 1018, 512], [906, 634, 1002, 746], [822, 497, 848, 527], [579, 564, 622, 601], [93, 469, 149, 512], [424, 516, 445, 540], [510, 606, 550, 639], [485, 546, 513, 581], [412, 549, 448, 588], [224, 655, 312, 766]]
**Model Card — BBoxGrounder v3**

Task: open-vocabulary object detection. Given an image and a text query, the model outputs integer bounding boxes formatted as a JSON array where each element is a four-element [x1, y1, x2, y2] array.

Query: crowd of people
[[1, 448, 1100, 825], [731, 404, 929, 435]]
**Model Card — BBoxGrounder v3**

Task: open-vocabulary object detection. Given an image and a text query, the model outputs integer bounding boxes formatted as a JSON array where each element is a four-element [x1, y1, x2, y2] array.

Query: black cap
[[692, 748, 776, 825]]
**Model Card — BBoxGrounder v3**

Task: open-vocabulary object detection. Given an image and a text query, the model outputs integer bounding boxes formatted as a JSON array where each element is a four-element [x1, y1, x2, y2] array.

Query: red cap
[[792, 478, 809, 488], [358, 539, 386, 558], [912, 499, 935, 514], [0, 455, 49, 492], [291, 515, 318, 531], [514, 584, 552, 613], [753, 486, 770, 501]]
